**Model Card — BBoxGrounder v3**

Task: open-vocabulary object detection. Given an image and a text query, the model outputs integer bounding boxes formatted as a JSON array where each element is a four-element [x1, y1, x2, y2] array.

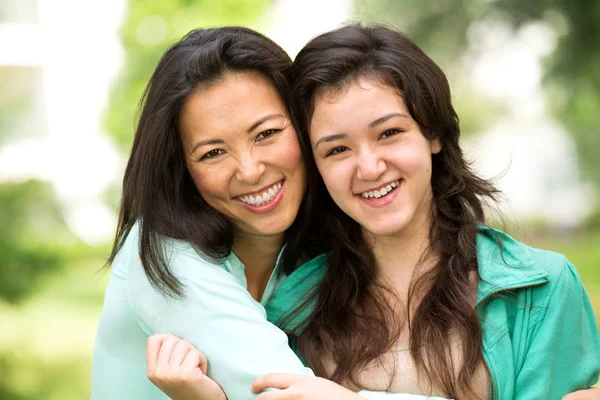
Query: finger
[[168, 339, 191, 369], [196, 349, 209, 375], [252, 373, 304, 393], [146, 334, 170, 376], [180, 348, 203, 373], [156, 335, 179, 370], [256, 390, 285, 400]]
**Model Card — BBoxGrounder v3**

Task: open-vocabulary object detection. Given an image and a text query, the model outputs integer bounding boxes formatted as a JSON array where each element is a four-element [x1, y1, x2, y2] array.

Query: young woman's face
[[309, 77, 441, 238], [179, 71, 306, 237]]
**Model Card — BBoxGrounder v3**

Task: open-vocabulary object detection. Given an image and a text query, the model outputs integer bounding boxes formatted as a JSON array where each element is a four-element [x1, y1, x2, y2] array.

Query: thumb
[[252, 373, 304, 393]]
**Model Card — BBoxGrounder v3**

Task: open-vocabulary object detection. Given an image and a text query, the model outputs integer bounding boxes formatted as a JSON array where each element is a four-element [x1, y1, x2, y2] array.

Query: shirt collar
[[476, 226, 548, 305], [222, 244, 288, 306]]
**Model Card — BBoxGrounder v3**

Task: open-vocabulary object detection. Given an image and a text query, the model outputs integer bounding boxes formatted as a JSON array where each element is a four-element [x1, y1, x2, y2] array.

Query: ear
[[431, 138, 442, 154]]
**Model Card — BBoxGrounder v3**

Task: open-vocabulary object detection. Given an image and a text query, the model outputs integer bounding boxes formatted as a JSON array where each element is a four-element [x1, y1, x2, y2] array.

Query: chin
[[255, 218, 294, 236], [363, 218, 411, 237]]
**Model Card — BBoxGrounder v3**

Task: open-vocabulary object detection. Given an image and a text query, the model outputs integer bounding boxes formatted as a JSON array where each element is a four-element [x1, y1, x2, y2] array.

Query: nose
[[356, 149, 386, 181], [235, 150, 265, 184]]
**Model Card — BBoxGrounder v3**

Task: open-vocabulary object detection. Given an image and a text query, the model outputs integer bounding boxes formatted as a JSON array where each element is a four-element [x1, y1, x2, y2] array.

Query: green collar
[[475, 226, 548, 305]]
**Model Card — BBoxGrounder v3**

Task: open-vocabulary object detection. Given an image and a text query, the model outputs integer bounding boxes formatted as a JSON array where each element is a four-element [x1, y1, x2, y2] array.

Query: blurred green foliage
[[0, 180, 80, 304], [356, 0, 600, 190], [105, 0, 273, 149]]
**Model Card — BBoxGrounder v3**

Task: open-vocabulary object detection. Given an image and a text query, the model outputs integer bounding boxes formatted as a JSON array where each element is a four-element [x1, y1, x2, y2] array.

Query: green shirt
[[266, 227, 600, 400]]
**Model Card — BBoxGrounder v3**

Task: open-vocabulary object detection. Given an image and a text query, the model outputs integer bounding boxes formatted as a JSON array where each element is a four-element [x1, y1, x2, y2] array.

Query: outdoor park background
[[0, 0, 599, 398]]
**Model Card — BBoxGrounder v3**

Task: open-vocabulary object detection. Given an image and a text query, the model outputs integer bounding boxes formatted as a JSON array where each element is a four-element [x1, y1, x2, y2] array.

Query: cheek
[[188, 164, 231, 200], [391, 147, 433, 177], [269, 131, 304, 173], [316, 159, 351, 197]]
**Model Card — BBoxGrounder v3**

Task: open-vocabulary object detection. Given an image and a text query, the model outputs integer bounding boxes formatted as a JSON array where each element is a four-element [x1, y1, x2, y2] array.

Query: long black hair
[[290, 24, 500, 397]]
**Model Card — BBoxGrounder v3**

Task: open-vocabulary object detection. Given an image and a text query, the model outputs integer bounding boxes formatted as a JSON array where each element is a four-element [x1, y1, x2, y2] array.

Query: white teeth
[[238, 181, 283, 206], [360, 180, 400, 199]]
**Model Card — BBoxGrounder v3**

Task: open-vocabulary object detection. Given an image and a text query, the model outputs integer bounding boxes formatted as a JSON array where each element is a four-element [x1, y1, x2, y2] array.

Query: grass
[[0, 254, 110, 400]]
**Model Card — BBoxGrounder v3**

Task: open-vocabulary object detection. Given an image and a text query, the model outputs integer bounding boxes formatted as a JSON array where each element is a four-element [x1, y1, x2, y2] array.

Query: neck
[[232, 230, 285, 301], [365, 201, 435, 297]]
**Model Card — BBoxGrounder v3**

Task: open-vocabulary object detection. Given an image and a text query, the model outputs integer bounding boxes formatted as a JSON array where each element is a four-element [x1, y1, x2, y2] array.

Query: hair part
[[289, 23, 500, 397]]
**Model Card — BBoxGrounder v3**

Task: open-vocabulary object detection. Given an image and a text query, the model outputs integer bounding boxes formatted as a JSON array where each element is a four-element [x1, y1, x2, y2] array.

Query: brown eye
[[256, 129, 281, 141], [200, 149, 225, 160], [325, 146, 349, 157], [380, 128, 403, 139]]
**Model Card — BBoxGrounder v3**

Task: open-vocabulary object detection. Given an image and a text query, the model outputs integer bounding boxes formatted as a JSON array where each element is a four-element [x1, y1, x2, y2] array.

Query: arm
[[127, 243, 312, 400], [562, 388, 600, 400], [514, 260, 600, 398]]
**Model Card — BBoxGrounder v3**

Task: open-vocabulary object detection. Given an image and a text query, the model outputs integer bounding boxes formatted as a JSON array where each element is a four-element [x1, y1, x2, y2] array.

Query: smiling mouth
[[358, 180, 400, 199], [237, 180, 283, 206]]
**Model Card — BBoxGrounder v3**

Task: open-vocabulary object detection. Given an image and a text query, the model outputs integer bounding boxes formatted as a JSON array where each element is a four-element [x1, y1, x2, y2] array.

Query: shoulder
[[266, 253, 328, 332], [272, 253, 328, 300], [113, 220, 231, 283], [477, 226, 585, 307]]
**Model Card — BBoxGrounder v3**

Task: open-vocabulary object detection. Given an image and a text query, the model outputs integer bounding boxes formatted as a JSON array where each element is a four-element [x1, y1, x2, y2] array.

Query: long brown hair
[[290, 24, 499, 397], [108, 27, 323, 298]]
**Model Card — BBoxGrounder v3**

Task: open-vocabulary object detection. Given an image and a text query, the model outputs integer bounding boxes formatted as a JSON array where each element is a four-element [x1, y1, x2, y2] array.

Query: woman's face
[[309, 77, 441, 239], [179, 71, 306, 237]]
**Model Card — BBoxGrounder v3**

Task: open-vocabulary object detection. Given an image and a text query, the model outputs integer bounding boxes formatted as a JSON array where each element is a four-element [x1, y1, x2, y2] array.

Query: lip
[[235, 180, 285, 214], [356, 179, 402, 208], [354, 179, 400, 196], [235, 180, 284, 198]]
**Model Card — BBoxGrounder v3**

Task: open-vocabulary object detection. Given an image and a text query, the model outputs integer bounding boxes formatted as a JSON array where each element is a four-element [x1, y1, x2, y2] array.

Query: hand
[[562, 388, 600, 400], [252, 373, 362, 400], [146, 333, 226, 400]]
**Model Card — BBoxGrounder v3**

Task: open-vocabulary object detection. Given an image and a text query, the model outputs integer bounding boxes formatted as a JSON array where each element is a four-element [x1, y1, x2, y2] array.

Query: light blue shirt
[[91, 222, 446, 400]]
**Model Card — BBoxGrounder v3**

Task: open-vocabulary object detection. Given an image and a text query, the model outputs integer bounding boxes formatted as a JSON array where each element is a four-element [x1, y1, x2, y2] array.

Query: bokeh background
[[0, 0, 598, 398]]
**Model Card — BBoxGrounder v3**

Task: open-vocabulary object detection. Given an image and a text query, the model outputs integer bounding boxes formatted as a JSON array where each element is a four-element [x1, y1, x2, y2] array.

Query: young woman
[[147, 25, 600, 400], [257, 24, 600, 399]]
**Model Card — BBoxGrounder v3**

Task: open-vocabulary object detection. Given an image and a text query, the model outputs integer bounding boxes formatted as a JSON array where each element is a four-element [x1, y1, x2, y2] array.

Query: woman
[[257, 24, 600, 399], [148, 24, 600, 400], [91, 26, 321, 400]]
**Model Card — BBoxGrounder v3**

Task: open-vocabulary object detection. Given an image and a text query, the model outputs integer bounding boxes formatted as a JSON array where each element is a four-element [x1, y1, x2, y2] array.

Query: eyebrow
[[190, 139, 224, 155], [314, 133, 348, 149], [247, 113, 285, 133], [369, 112, 409, 128]]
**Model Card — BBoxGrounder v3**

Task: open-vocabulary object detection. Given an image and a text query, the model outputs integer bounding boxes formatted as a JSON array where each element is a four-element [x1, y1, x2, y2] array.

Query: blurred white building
[[0, 0, 125, 244]]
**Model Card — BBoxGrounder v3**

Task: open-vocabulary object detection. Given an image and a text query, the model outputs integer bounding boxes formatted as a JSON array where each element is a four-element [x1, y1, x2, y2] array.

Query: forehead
[[179, 71, 286, 139], [310, 77, 410, 133]]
